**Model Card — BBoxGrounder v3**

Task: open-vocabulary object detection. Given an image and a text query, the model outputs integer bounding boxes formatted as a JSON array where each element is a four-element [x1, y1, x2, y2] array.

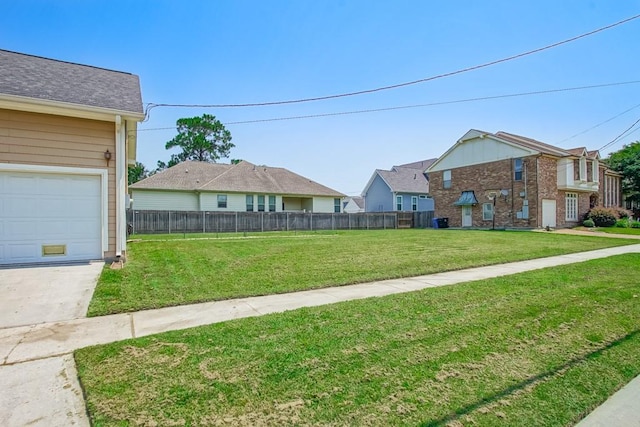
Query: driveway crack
[[3, 325, 36, 365]]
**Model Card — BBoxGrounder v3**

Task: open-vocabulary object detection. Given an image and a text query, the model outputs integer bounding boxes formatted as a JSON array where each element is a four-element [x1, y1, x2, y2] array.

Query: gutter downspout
[[115, 115, 126, 258]]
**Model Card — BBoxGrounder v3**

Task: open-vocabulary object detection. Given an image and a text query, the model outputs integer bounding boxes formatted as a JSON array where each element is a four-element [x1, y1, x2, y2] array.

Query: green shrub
[[585, 207, 619, 227], [583, 219, 595, 228], [615, 219, 629, 228], [616, 208, 632, 219], [631, 221, 640, 229]]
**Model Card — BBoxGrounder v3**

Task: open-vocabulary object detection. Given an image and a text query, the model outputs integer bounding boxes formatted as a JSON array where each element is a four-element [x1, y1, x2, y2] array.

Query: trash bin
[[437, 217, 449, 228], [432, 218, 440, 229]]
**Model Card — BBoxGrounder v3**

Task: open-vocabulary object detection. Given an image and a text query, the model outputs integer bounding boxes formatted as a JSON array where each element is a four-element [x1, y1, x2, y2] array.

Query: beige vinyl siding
[[132, 190, 198, 211], [0, 109, 116, 257], [313, 197, 337, 213]]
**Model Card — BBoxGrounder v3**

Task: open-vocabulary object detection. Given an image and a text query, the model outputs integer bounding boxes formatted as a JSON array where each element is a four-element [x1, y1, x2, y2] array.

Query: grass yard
[[595, 227, 640, 236], [76, 254, 640, 426], [88, 229, 635, 316]]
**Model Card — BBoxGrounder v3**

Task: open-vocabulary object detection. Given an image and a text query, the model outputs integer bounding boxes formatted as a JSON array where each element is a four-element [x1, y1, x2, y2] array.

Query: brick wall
[[430, 156, 540, 228]]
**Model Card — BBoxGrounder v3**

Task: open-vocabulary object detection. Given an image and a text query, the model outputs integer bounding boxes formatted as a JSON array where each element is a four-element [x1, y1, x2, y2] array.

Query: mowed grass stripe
[[88, 229, 634, 316], [76, 254, 640, 426]]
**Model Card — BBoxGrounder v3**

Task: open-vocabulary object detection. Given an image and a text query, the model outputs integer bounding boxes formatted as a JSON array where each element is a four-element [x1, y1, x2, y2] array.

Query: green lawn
[[88, 229, 635, 316], [76, 254, 640, 426], [596, 227, 640, 236]]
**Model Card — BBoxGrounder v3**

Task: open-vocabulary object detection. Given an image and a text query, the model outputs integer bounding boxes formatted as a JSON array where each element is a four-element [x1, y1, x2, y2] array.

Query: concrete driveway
[[0, 262, 104, 328], [0, 262, 102, 427]]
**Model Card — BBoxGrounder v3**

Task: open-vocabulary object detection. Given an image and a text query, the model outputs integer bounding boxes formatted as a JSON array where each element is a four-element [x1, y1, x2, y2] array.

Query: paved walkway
[[1, 242, 640, 426]]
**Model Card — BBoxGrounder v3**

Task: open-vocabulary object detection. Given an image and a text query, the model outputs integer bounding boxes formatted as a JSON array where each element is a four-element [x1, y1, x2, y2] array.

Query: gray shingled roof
[[496, 131, 599, 160], [0, 49, 143, 114], [396, 158, 437, 170], [376, 167, 429, 193], [130, 160, 345, 197]]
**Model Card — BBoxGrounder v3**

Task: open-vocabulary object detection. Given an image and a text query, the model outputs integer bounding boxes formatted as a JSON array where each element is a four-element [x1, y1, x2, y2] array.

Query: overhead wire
[[138, 80, 640, 132], [557, 103, 640, 144], [599, 116, 640, 151], [142, 12, 640, 120]]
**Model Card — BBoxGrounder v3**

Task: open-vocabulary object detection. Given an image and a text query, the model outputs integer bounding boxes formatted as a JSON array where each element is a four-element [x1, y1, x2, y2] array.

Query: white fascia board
[[0, 93, 145, 122]]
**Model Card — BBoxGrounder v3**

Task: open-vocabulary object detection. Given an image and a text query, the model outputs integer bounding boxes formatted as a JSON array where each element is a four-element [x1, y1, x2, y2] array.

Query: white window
[[443, 170, 452, 189], [334, 198, 341, 213], [396, 195, 403, 211], [411, 196, 418, 211], [246, 195, 254, 212], [483, 203, 494, 220], [268, 195, 276, 212], [566, 193, 578, 221], [217, 194, 227, 209], [592, 160, 599, 182], [579, 157, 587, 181], [257, 195, 265, 212]]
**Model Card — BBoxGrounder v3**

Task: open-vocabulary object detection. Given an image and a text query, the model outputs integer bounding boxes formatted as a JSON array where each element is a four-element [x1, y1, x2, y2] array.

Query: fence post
[[168, 211, 171, 234], [310, 212, 313, 231], [261, 212, 264, 232], [235, 211, 238, 233], [286, 212, 289, 231], [203, 211, 205, 233]]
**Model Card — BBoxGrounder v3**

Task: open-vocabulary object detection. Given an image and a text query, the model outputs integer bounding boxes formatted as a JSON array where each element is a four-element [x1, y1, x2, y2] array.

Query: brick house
[[426, 130, 623, 229]]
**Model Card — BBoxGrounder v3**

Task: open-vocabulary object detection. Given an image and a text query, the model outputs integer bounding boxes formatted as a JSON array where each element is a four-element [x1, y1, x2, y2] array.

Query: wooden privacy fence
[[127, 210, 435, 234]]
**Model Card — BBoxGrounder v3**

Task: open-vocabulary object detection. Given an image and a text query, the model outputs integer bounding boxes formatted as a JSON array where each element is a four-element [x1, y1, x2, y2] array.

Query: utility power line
[[138, 80, 640, 132], [143, 12, 640, 118], [599, 116, 640, 151]]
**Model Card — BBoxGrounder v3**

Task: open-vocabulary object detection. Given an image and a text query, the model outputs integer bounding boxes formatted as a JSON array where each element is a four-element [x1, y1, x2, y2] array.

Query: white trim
[[0, 93, 144, 122], [0, 163, 109, 253], [115, 116, 126, 256]]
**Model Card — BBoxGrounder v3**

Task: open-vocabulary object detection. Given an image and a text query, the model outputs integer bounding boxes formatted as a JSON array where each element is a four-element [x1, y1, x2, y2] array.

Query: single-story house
[[342, 196, 365, 213], [426, 129, 623, 228], [130, 160, 345, 213], [0, 49, 143, 265], [362, 159, 436, 212]]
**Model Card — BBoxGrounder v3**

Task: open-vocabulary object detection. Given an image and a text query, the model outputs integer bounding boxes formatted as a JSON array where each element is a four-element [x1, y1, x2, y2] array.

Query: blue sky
[[2, 1, 640, 195]]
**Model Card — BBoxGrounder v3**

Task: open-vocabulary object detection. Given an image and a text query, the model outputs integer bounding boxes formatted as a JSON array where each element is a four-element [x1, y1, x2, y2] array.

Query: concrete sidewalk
[[1, 243, 640, 426]]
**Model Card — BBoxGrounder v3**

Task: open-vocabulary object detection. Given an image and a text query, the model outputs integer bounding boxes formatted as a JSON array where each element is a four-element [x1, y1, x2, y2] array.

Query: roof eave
[[0, 93, 145, 122]]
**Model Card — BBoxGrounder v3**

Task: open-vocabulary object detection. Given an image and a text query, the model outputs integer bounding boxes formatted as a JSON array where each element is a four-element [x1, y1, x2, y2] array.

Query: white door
[[0, 171, 102, 264], [462, 206, 472, 227], [542, 199, 557, 228]]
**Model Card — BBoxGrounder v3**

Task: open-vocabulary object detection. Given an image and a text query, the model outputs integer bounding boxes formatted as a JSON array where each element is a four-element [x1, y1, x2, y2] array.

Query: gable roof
[[427, 129, 601, 172], [372, 167, 429, 194], [130, 160, 345, 197], [396, 158, 437, 171], [345, 196, 365, 209], [0, 49, 143, 116]]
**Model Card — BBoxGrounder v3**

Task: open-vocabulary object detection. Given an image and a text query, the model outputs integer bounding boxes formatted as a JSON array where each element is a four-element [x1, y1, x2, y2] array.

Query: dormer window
[[592, 159, 599, 182]]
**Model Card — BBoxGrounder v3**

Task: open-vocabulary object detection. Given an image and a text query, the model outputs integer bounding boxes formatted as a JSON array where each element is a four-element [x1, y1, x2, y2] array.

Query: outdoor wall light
[[104, 149, 112, 167]]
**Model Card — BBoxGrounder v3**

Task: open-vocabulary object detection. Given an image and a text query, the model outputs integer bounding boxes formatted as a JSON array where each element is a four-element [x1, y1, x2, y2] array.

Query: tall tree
[[605, 140, 640, 203], [128, 161, 149, 185], [165, 114, 234, 164]]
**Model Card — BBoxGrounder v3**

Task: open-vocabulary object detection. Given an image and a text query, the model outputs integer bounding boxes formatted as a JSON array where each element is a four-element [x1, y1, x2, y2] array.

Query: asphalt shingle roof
[[376, 167, 429, 193], [0, 49, 143, 114], [130, 160, 345, 197], [396, 158, 437, 170]]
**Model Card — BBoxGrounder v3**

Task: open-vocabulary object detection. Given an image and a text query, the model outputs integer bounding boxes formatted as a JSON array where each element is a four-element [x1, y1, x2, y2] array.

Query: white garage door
[[0, 171, 102, 265]]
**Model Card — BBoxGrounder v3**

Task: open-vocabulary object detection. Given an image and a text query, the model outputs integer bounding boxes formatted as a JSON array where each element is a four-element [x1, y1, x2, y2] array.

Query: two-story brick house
[[426, 130, 623, 229]]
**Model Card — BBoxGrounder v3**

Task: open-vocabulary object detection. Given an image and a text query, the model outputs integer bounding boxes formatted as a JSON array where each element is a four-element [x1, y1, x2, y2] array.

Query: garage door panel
[[0, 171, 103, 265], [6, 175, 37, 194], [68, 241, 101, 257], [37, 220, 69, 237], [6, 243, 39, 261], [6, 197, 39, 216]]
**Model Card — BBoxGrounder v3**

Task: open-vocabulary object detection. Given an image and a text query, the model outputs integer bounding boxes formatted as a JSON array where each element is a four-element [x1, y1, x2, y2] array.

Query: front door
[[542, 199, 557, 228], [462, 206, 472, 227]]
